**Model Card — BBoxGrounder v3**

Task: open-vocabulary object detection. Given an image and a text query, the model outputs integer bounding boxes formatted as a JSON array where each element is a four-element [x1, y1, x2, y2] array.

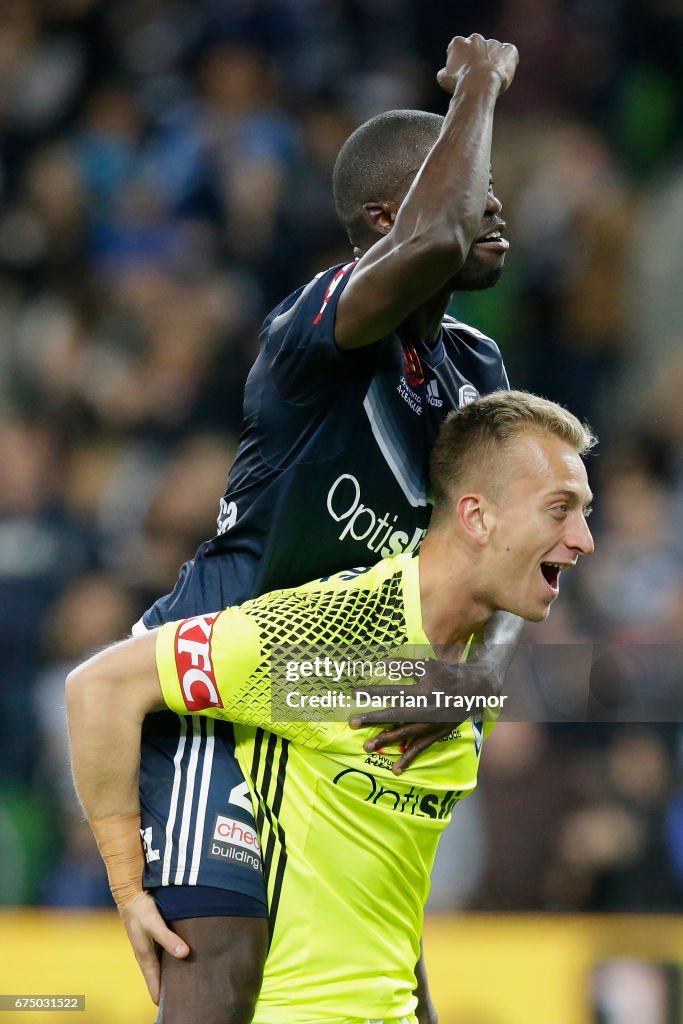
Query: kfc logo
[[174, 614, 223, 711]]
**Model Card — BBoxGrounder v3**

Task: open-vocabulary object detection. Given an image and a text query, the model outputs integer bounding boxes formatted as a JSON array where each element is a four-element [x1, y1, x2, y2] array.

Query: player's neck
[[400, 287, 453, 347], [417, 533, 492, 645]]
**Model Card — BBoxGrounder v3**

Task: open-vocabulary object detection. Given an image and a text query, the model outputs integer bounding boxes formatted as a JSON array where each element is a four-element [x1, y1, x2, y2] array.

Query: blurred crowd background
[[1, 0, 683, 915]]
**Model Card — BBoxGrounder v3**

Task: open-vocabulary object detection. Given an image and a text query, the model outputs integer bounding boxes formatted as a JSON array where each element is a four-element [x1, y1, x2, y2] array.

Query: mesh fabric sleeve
[[155, 565, 411, 748], [155, 607, 334, 748]]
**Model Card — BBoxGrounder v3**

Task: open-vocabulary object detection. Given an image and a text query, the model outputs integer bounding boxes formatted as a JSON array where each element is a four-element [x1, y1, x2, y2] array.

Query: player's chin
[[517, 594, 555, 622], [449, 251, 506, 292], [529, 597, 556, 622]]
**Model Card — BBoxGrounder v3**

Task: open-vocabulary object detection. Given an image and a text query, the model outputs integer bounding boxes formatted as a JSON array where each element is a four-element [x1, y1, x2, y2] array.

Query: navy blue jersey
[[144, 261, 508, 625]]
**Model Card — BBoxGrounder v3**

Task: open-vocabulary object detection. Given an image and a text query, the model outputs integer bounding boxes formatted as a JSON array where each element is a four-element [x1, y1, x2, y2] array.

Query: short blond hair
[[430, 389, 596, 517]]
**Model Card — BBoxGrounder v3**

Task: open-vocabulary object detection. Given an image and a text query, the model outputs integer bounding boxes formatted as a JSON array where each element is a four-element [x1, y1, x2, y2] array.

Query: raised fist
[[437, 34, 519, 97]]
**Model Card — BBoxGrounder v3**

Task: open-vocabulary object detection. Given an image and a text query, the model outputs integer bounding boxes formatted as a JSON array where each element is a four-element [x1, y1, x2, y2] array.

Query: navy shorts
[[138, 709, 267, 912], [153, 885, 268, 921]]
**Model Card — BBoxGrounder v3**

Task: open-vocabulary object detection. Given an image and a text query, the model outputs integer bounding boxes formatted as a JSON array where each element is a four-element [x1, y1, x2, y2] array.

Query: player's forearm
[[66, 665, 143, 816], [336, 71, 500, 348], [66, 655, 153, 906], [393, 70, 500, 265]]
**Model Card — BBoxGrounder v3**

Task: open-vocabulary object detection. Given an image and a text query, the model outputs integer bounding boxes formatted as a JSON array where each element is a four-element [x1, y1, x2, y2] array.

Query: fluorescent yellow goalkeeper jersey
[[156, 552, 489, 1024]]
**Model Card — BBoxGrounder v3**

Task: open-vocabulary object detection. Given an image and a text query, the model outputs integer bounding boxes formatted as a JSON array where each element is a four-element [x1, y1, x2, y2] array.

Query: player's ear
[[362, 201, 398, 236], [457, 494, 495, 547]]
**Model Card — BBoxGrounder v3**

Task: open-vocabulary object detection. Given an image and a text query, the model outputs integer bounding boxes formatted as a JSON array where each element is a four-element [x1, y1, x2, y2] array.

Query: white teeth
[[485, 230, 501, 239]]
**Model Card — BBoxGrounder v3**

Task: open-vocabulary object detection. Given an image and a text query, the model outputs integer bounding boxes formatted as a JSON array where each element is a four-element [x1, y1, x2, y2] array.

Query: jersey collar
[[419, 329, 445, 370], [400, 553, 432, 649]]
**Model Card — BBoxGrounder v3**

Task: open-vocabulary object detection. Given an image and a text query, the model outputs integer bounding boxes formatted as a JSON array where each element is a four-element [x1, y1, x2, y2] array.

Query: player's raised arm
[[334, 34, 518, 350], [65, 634, 190, 1004]]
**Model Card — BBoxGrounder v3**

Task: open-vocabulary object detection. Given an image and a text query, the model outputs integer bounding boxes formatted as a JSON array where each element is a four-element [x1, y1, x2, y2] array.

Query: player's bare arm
[[65, 634, 188, 1005], [335, 34, 518, 350]]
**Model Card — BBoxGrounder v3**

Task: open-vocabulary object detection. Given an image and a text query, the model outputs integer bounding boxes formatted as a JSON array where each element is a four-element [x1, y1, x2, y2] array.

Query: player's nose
[[566, 515, 594, 557], [485, 190, 502, 214]]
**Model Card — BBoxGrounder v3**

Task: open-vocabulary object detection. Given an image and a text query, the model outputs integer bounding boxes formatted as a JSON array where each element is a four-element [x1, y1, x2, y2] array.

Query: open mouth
[[474, 229, 509, 252], [540, 562, 562, 592]]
